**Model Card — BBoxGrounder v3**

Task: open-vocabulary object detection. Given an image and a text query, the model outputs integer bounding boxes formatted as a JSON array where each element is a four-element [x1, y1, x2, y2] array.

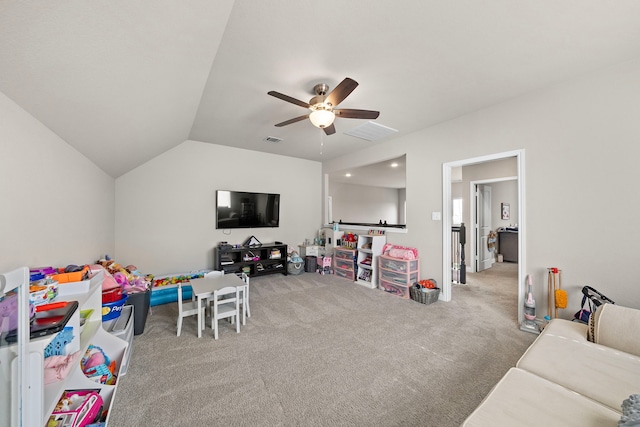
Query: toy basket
[[409, 286, 440, 305]]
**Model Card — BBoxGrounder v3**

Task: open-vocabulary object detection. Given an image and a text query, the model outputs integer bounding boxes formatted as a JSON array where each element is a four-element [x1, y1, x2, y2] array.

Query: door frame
[[441, 149, 526, 324]]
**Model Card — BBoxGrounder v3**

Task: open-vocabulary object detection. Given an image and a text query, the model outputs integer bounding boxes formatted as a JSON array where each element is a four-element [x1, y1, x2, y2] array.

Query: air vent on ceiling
[[345, 121, 398, 141], [263, 136, 283, 143]]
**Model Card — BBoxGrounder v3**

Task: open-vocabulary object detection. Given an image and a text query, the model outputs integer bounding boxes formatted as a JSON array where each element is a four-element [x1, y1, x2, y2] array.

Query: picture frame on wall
[[501, 203, 510, 220]]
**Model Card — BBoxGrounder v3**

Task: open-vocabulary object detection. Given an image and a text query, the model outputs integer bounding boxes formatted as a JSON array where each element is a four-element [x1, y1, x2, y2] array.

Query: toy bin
[[125, 289, 150, 335], [102, 295, 128, 321], [305, 256, 317, 273]]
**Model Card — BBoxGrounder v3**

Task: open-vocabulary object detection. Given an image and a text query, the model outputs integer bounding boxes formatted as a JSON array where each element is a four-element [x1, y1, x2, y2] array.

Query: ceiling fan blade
[[268, 91, 311, 109], [325, 78, 358, 108], [323, 123, 336, 135], [275, 114, 310, 127], [334, 109, 380, 119]]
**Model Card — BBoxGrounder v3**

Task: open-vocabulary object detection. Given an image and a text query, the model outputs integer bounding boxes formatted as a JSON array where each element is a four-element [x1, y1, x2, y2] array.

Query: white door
[[476, 184, 493, 271]]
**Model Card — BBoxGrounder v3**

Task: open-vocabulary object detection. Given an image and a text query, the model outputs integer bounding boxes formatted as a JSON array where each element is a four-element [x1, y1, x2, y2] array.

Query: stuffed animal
[[0, 293, 20, 332], [82, 345, 107, 370]]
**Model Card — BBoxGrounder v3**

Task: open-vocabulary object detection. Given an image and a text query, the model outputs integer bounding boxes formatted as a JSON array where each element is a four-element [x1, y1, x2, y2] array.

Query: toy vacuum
[[520, 274, 540, 334]]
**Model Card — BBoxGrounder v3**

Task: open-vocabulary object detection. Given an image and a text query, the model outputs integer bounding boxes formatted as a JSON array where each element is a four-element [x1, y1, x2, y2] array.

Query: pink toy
[[0, 293, 21, 332], [43, 351, 81, 385], [112, 272, 128, 286], [82, 345, 106, 369], [49, 389, 103, 427], [318, 256, 333, 275]]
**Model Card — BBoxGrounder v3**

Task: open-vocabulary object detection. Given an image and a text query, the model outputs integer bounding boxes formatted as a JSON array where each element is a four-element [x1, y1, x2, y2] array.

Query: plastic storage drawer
[[379, 269, 418, 286], [379, 257, 419, 273], [334, 248, 355, 259], [335, 268, 355, 280], [380, 280, 410, 299], [335, 258, 354, 271]]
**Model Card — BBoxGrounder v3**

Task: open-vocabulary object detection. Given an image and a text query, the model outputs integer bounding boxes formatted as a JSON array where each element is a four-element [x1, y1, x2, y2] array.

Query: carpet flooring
[[108, 262, 534, 426]]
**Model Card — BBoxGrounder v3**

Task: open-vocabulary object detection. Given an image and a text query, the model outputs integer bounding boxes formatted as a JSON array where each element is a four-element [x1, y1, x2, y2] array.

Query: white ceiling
[[2, 1, 640, 178]]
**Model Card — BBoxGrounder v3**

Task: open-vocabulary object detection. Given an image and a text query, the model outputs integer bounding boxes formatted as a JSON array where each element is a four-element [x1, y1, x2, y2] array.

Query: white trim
[[442, 165, 453, 301], [442, 150, 526, 326]]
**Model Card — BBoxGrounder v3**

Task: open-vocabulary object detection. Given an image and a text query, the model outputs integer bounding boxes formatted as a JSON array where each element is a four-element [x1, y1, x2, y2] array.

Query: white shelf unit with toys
[[355, 234, 386, 289], [27, 269, 128, 426]]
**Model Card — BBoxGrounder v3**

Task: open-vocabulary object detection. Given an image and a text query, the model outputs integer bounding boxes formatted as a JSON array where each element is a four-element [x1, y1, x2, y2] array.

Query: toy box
[[29, 281, 58, 306], [48, 389, 103, 427]]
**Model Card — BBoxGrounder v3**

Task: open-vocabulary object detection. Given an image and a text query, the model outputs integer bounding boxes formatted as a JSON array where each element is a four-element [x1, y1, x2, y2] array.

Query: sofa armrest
[[592, 304, 640, 357]]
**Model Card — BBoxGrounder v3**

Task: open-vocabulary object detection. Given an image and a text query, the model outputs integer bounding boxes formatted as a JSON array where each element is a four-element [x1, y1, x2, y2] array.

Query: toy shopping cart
[[318, 256, 333, 275]]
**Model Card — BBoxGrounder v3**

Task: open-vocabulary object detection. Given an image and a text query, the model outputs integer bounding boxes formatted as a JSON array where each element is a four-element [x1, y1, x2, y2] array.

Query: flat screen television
[[216, 190, 280, 229]]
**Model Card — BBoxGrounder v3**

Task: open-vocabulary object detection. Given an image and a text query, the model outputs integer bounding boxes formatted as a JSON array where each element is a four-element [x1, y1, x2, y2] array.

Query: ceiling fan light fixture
[[309, 108, 335, 128]]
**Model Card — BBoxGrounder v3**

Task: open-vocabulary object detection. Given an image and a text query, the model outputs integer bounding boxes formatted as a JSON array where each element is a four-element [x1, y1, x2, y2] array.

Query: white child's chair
[[239, 272, 251, 324], [203, 270, 224, 316], [176, 282, 205, 336], [211, 286, 240, 340]]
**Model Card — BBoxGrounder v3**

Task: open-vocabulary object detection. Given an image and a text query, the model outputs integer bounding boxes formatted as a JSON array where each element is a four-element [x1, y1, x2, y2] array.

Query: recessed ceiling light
[[345, 173, 352, 177], [391, 163, 398, 168]]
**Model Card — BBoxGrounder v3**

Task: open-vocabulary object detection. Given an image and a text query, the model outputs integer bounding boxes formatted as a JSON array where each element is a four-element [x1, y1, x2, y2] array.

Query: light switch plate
[[431, 212, 441, 221]]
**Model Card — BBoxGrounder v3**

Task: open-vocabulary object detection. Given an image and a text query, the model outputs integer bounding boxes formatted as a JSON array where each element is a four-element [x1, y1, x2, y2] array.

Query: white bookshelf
[[355, 234, 386, 289]]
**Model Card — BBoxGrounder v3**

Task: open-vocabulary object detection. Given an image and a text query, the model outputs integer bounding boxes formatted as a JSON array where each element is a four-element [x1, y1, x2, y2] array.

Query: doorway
[[441, 149, 526, 324], [469, 177, 518, 273]]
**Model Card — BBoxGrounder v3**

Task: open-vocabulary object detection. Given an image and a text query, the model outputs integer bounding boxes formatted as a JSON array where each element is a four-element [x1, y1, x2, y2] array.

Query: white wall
[[115, 140, 321, 275], [324, 57, 640, 315], [330, 182, 400, 224], [491, 180, 518, 230], [0, 91, 115, 272]]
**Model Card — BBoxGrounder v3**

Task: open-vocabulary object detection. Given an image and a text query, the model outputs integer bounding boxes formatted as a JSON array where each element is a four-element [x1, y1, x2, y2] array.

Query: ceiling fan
[[268, 77, 380, 135]]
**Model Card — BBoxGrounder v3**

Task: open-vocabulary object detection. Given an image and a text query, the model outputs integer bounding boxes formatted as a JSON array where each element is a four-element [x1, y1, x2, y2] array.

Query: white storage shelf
[[28, 269, 129, 426], [355, 234, 386, 289]]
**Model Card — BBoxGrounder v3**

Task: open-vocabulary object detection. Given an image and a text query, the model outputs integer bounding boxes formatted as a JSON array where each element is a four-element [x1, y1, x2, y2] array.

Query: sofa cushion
[[516, 319, 640, 412], [462, 368, 621, 427], [592, 304, 640, 357]]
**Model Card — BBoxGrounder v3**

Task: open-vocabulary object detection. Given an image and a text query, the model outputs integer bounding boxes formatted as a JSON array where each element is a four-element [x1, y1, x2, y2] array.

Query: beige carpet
[[108, 262, 533, 427]]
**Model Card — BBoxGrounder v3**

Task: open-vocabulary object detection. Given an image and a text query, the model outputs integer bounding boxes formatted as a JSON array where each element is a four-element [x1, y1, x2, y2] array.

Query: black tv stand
[[214, 242, 288, 277]]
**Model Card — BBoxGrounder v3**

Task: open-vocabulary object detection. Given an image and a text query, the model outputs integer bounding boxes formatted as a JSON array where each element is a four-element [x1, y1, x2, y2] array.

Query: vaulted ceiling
[[2, 1, 640, 178]]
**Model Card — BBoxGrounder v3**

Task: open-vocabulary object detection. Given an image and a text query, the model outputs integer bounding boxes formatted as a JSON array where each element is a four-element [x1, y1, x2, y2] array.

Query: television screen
[[216, 190, 280, 229]]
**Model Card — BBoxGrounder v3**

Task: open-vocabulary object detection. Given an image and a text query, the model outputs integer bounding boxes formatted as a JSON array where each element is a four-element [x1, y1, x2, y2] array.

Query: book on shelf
[[358, 270, 371, 281]]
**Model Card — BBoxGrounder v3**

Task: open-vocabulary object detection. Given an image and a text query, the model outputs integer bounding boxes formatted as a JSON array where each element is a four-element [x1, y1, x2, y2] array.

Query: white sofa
[[463, 303, 640, 426]]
